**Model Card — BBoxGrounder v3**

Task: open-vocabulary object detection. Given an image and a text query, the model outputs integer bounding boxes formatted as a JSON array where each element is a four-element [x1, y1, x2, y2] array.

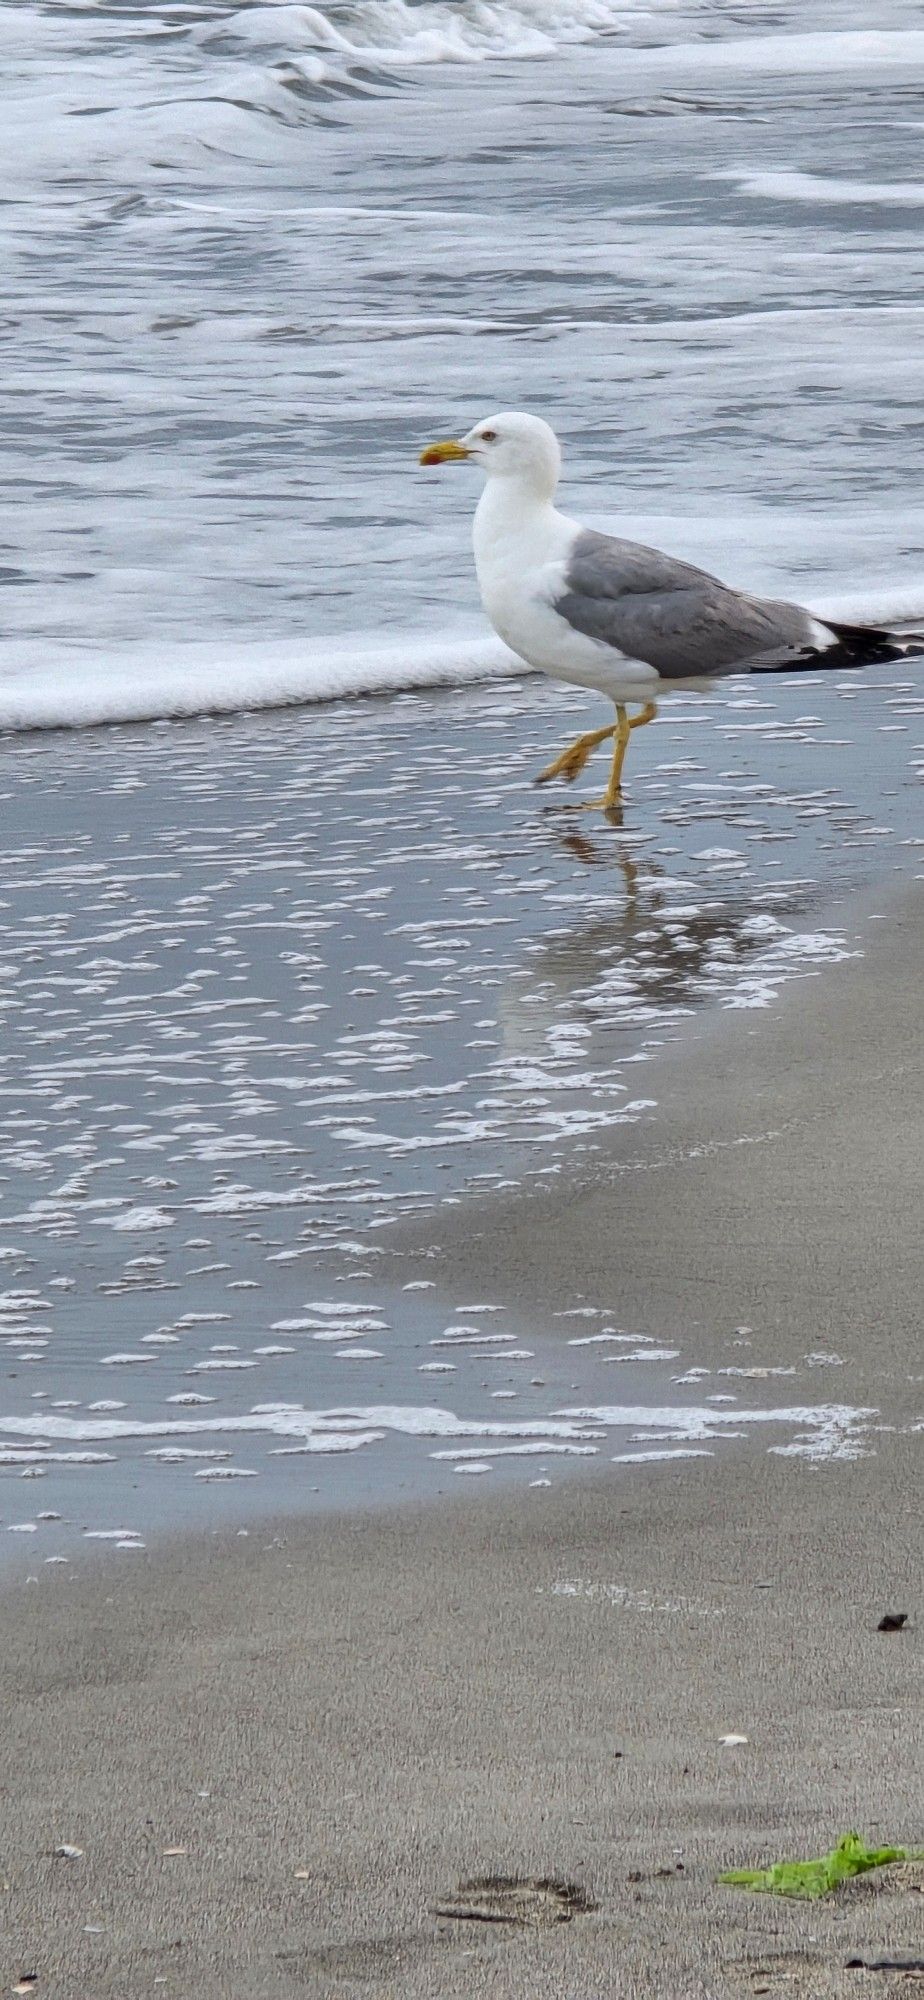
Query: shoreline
[[387, 880, 924, 1411], [4, 672, 922, 1559], [2, 884, 922, 1995], [0, 878, 910, 1576]]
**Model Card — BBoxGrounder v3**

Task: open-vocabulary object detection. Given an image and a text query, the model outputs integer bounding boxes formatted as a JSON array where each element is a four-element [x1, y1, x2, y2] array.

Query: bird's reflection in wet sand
[[499, 820, 814, 1066], [553, 821, 637, 879], [540, 797, 628, 837]]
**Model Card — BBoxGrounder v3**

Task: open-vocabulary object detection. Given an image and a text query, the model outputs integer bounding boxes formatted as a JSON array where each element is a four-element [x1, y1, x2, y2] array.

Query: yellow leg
[[535, 722, 615, 787], [602, 705, 632, 809], [590, 701, 659, 814]]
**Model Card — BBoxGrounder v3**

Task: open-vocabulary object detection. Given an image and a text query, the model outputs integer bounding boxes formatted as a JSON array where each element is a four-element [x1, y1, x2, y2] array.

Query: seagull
[[420, 411, 924, 815]]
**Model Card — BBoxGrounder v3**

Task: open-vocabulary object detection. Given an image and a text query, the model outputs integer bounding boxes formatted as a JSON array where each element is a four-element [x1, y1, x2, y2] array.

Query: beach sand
[[2, 891, 921, 1997]]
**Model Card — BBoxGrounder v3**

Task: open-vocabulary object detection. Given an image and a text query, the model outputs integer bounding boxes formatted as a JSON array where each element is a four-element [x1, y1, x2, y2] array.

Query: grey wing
[[553, 530, 820, 677]]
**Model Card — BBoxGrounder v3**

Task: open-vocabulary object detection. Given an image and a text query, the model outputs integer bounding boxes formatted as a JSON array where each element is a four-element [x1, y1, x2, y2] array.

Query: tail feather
[[753, 619, 924, 674], [822, 619, 924, 666]]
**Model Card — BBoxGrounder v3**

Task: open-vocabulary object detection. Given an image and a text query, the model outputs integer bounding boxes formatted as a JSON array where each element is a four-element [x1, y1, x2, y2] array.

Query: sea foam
[[0, 632, 518, 733], [2, 587, 922, 734]]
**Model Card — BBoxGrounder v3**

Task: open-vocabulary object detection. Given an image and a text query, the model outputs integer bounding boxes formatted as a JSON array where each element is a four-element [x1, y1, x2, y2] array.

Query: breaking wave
[[200, 9, 924, 75], [209, 0, 676, 67], [3, 585, 924, 734]]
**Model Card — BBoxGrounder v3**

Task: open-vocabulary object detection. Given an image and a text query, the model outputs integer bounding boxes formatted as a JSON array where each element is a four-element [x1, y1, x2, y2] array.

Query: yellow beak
[[419, 437, 469, 466]]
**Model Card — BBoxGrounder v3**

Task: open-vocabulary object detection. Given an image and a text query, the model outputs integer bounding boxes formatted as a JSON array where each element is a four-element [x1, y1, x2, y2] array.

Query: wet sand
[[417, 881, 924, 1421], [2, 670, 923, 1552], [2, 888, 922, 1997]]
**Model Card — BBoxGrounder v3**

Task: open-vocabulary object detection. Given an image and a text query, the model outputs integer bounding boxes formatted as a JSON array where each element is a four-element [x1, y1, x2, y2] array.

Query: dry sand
[[2, 891, 922, 1998]]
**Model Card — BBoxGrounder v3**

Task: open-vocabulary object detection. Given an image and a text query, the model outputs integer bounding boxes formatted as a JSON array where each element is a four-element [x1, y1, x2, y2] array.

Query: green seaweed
[[719, 1831, 924, 1900]]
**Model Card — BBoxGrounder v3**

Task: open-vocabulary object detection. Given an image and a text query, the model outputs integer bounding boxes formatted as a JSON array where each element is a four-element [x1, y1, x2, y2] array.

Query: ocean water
[[2, 0, 924, 722], [1, 0, 923, 1565]]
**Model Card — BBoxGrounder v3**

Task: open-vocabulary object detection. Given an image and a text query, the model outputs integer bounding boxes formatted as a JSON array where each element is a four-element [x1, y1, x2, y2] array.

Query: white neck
[[473, 475, 565, 554], [473, 475, 574, 590]]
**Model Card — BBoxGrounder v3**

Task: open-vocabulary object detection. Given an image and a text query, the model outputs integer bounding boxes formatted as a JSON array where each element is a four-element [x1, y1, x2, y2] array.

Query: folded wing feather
[[553, 529, 821, 677]]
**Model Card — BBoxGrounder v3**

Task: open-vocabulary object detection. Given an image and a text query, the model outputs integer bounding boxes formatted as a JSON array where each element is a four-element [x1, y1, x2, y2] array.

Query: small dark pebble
[[877, 1613, 908, 1631]]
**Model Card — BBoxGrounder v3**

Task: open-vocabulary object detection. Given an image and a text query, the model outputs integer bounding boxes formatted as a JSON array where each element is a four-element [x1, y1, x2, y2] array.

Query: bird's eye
[[480, 429, 497, 442]]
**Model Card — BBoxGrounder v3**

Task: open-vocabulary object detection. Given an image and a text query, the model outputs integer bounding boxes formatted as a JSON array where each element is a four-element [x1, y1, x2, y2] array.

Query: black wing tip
[[753, 621, 924, 675], [822, 620, 924, 666]]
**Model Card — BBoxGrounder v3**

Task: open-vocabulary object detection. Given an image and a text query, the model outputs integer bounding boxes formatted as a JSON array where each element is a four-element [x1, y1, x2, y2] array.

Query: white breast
[[471, 478, 659, 700]]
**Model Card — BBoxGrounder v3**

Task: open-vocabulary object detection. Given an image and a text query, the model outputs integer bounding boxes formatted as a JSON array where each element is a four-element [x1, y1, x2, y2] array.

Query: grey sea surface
[[2, 0, 924, 717], [0, 668, 921, 1565]]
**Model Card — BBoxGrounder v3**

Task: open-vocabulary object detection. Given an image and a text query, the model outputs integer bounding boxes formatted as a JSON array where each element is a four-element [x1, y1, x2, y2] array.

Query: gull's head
[[420, 411, 561, 498]]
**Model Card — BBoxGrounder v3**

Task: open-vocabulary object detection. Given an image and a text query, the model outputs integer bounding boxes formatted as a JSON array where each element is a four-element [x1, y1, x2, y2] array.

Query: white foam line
[[558, 1402, 872, 1429], [431, 1441, 598, 1460], [557, 1402, 875, 1461], [0, 633, 520, 735], [0, 1399, 874, 1470], [0, 1406, 600, 1446], [612, 1448, 715, 1463], [717, 168, 924, 207], [1, 583, 922, 734]]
